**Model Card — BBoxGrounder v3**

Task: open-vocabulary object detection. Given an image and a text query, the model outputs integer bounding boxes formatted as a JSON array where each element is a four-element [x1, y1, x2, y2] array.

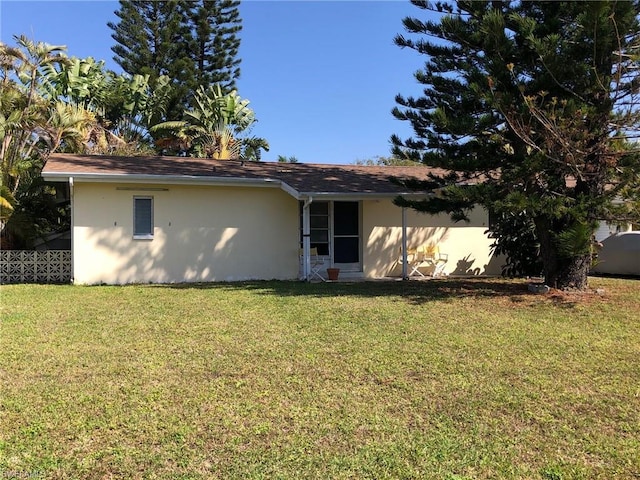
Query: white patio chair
[[422, 243, 448, 277], [300, 247, 326, 281], [399, 247, 427, 277], [407, 247, 427, 277]]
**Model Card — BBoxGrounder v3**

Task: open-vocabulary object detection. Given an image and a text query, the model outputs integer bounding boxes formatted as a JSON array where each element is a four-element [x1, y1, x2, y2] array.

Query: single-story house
[[41, 154, 504, 284]]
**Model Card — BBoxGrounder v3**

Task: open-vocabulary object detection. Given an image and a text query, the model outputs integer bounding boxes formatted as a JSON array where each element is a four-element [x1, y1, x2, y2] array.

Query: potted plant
[[326, 267, 340, 281]]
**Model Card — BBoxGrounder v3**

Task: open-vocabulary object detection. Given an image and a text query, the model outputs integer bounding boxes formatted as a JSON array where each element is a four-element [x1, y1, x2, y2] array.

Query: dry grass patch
[[1, 277, 638, 479]]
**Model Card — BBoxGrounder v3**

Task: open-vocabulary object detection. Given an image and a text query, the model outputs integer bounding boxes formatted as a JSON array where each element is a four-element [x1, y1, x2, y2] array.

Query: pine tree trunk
[[543, 252, 591, 290], [535, 218, 591, 290]]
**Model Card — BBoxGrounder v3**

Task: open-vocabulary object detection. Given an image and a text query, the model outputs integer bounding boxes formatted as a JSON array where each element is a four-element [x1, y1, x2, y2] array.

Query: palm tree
[[0, 37, 94, 246], [1, 35, 172, 247], [151, 84, 267, 160], [9, 35, 68, 108], [243, 137, 270, 161], [0, 71, 47, 197], [39, 101, 97, 153], [277, 155, 299, 163], [0, 185, 15, 224], [39, 56, 170, 155], [0, 37, 69, 196]]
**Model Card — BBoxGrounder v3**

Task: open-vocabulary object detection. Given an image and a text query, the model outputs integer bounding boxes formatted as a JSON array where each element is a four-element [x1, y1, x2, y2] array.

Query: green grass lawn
[[1, 277, 639, 479]]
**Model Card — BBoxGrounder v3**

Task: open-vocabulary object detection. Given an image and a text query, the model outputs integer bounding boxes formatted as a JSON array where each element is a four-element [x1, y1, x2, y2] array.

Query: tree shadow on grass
[[162, 277, 581, 308]]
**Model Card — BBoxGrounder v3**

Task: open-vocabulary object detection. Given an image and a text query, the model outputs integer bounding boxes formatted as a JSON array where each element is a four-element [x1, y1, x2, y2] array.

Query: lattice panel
[[0, 250, 71, 284]]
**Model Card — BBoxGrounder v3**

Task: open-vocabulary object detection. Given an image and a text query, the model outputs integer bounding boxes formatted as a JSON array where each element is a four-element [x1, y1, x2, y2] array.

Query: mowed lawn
[[1, 278, 638, 479]]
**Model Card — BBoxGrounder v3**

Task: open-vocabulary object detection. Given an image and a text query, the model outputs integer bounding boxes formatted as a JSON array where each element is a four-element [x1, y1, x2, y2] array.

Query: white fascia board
[[279, 181, 301, 200], [41, 172, 284, 189], [297, 191, 431, 201], [41, 172, 69, 182]]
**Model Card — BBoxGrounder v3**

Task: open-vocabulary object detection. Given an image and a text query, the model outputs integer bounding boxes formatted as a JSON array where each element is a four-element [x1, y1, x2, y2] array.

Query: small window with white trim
[[133, 196, 153, 239]]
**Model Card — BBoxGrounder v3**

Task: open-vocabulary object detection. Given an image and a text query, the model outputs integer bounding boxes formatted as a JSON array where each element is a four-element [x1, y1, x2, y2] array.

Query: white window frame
[[133, 196, 154, 239]]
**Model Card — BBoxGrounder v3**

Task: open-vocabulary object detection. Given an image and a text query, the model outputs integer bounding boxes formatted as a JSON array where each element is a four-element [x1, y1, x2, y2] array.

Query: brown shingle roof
[[42, 154, 449, 196]]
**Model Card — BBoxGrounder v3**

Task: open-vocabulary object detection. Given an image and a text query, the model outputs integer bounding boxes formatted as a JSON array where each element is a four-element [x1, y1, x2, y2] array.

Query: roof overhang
[[42, 171, 297, 194], [42, 171, 429, 201], [297, 191, 431, 200], [42, 171, 279, 187]]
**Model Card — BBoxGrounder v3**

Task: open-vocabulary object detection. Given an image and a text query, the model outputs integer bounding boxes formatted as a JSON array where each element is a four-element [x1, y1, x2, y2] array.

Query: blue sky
[[1, 0, 431, 164]]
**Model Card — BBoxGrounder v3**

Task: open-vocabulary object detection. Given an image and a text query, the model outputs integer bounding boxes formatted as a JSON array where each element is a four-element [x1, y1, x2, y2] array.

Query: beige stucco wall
[[72, 182, 299, 284], [362, 199, 504, 278], [73, 184, 503, 284]]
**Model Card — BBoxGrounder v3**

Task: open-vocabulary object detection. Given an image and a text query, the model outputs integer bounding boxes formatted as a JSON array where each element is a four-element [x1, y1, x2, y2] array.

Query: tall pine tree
[[392, 1, 640, 290], [108, 0, 242, 120], [189, 0, 242, 93]]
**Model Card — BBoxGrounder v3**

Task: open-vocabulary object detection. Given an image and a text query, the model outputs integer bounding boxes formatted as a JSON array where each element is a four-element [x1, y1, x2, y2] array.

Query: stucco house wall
[[43, 154, 507, 284], [362, 200, 502, 278], [73, 182, 299, 284]]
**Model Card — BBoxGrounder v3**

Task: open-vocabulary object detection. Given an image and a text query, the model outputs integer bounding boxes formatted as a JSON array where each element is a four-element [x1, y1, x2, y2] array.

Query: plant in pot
[[326, 267, 340, 281]]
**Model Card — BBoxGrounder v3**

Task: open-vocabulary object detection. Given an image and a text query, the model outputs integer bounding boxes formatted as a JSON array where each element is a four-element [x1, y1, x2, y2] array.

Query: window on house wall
[[299, 201, 329, 255], [133, 196, 154, 239]]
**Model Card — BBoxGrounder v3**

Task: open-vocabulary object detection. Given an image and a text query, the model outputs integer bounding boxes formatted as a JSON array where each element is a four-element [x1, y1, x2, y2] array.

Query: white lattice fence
[[0, 250, 71, 284]]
